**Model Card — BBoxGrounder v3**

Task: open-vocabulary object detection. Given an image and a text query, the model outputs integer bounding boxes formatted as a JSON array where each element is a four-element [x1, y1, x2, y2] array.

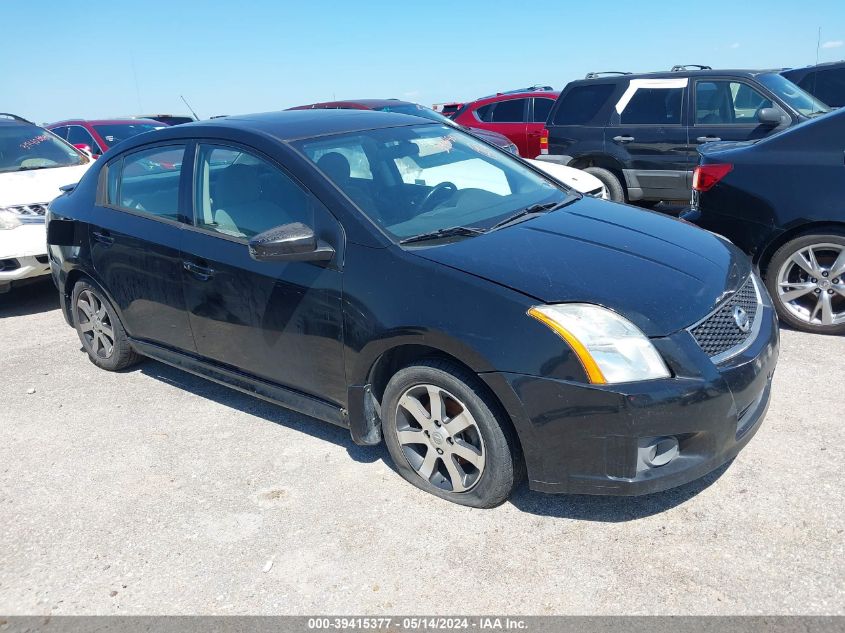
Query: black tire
[[381, 359, 522, 508], [583, 166, 625, 202], [764, 231, 845, 335], [70, 280, 143, 370]]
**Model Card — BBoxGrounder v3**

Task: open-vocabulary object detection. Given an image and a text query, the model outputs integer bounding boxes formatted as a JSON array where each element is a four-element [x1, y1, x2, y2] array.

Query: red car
[[46, 119, 167, 157], [451, 88, 559, 158]]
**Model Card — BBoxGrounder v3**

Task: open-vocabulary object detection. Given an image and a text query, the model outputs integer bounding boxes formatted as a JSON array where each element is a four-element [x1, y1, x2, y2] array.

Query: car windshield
[[0, 124, 87, 173], [93, 123, 166, 147], [758, 73, 830, 116], [374, 103, 456, 126], [295, 124, 567, 241]]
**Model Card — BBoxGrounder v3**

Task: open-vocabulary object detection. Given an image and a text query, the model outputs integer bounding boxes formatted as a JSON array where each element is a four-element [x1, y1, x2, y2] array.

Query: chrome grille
[[690, 276, 760, 361], [6, 203, 49, 224]]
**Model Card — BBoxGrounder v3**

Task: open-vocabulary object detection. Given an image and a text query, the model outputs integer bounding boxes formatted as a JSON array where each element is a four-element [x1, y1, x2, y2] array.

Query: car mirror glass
[[248, 222, 334, 263]]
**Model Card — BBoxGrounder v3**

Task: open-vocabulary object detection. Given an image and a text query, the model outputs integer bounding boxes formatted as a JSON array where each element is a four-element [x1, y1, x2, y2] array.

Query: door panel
[[611, 84, 692, 199], [181, 143, 346, 405], [90, 144, 195, 351]]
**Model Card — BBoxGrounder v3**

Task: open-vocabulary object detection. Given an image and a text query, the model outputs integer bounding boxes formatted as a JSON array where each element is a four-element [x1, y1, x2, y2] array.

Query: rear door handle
[[91, 229, 114, 245], [182, 260, 215, 280], [612, 135, 635, 143], [696, 136, 721, 143]]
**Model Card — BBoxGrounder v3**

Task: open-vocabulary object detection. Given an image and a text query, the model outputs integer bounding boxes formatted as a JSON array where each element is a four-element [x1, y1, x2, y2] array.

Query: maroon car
[[288, 99, 519, 155], [46, 119, 167, 157]]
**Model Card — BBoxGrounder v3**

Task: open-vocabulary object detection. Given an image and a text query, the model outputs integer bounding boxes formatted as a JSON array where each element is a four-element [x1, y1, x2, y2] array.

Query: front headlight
[[506, 142, 519, 155], [0, 209, 22, 230], [528, 304, 670, 384]]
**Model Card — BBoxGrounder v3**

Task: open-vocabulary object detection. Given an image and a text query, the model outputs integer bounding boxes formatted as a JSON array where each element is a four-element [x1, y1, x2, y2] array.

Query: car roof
[[471, 90, 560, 104], [47, 118, 164, 126], [158, 109, 438, 143], [289, 99, 417, 111]]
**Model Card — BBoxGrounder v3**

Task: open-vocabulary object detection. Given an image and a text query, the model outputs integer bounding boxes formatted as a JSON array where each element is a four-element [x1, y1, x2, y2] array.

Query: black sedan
[[686, 107, 845, 335], [46, 110, 779, 507]]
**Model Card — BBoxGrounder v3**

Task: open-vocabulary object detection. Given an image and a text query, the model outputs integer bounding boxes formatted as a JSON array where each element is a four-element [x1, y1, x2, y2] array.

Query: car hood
[[410, 197, 750, 337], [0, 162, 92, 207], [527, 159, 604, 194]]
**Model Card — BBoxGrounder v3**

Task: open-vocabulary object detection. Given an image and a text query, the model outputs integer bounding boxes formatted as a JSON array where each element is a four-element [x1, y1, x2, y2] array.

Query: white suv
[[0, 114, 93, 294]]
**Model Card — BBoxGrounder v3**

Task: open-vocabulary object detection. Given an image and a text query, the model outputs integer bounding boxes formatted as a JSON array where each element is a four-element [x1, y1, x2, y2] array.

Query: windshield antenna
[[181, 95, 200, 121]]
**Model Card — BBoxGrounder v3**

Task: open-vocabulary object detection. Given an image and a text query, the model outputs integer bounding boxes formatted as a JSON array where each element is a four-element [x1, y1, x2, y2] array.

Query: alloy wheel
[[394, 384, 485, 493], [76, 290, 115, 359], [777, 243, 845, 327]]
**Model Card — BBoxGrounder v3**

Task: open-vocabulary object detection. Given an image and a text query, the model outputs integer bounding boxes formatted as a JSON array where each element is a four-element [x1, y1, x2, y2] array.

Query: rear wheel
[[583, 167, 625, 202], [764, 232, 845, 335], [71, 281, 143, 370], [381, 360, 521, 508]]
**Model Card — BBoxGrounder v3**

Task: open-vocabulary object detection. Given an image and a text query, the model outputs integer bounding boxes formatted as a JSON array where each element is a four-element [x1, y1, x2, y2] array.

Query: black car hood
[[411, 198, 750, 337]]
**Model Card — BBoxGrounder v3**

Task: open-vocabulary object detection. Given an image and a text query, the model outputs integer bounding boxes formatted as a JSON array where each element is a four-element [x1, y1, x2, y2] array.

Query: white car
[[0, 115, 92, 294], [527, 159, 608, 199]]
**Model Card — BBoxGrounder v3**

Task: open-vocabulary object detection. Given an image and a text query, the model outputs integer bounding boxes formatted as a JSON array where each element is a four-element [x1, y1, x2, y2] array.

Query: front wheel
[[764, 232, 845, 335], [381, 360, 521, 508]]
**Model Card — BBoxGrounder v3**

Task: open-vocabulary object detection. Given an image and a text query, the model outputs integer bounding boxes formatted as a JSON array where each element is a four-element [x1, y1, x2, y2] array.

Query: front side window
[[490, 98, 528, 123], [0, 123, 87, 173], [620, 87, 684, 125], [295, 124, 565, 241], [195, 144, 312, 239], [67, 126, 104, 155], [110, 145, 185, 220], [695, 81, 775, 124], [50, 126, 69, 140]]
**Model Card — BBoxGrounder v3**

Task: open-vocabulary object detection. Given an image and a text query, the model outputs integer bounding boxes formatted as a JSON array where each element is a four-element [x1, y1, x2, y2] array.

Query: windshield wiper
[[489, 197, 576, 232], [15, 165, 55, 172], [399, 225, 485, 245]]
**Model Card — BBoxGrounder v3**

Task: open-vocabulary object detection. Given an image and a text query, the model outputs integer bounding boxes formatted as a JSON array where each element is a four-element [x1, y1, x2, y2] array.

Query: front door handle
[[696, 136, 722, 143], [91, 229, 114, 245], [182, 260, 215, 280], [612, 135, 635, 143]]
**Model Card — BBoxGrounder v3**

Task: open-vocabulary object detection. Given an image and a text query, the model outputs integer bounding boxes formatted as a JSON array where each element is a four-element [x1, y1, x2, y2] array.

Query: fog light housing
[[637, 436, 679, 470]]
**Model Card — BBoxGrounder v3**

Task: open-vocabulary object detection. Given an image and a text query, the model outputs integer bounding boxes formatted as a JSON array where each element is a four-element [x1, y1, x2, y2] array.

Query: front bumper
[[0, 224, 50, 287], [488, 299, 779, 496]]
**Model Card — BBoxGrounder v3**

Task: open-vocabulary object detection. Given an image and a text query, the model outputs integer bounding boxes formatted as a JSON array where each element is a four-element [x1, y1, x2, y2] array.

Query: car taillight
[[692, 163, 732, 192], [539, 128, 549, 155]]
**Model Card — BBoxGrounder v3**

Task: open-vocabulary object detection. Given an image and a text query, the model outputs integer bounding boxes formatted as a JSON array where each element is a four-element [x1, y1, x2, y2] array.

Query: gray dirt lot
[[0, 280, 843, 615]]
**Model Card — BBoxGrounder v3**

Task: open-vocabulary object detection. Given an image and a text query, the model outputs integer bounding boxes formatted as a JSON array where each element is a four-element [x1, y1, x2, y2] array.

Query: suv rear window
[[796, 67, 845, 106], [552, 83, 615, 125], [620, 87, 684, 125]]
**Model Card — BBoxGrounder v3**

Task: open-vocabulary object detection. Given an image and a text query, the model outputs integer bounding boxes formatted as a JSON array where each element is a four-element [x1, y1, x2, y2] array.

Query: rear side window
[[552, 84, 616, 125], [108, 145, 186, 220], [532, 98, 555, 123], [620, 87, 684, 125], [490, 98, 528, 123]]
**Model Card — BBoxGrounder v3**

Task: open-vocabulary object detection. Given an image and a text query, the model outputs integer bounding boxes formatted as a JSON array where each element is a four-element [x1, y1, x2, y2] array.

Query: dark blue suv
[[538, 66, 830, 203]]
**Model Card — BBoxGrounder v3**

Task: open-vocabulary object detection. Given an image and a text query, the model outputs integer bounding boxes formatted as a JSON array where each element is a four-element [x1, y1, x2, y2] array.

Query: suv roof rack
[[479, 85, 555, 98], [0, 113, 33, 124], [670, 65, 712, 72], [584, 71, 631, 79]]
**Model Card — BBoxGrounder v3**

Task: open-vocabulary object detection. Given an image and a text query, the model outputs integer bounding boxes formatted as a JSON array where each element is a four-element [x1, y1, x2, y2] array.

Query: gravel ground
[[0, 280, 843, 615]]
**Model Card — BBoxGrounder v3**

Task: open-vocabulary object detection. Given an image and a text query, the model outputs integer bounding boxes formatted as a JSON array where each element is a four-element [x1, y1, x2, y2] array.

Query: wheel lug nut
[[822, 271, 829, 277], [436, 448, 444, 455], [812, 278, 818, 283], [828, 290, 834, 295], [815, 289, 821, 294], [446, 437, 453, 445]]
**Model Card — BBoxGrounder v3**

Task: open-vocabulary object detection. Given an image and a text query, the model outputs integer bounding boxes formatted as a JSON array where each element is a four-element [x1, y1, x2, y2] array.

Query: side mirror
[[757, 108, 783, 126], [248, 222, 334, 263]]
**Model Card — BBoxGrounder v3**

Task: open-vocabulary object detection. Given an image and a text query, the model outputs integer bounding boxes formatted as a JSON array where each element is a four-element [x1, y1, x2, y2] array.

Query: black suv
[[782, 60, 845, 107], [539, 66, 830, 203]]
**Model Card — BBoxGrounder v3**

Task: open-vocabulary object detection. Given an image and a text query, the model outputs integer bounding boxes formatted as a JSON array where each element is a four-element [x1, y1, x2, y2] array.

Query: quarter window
[[195, 144, 312, 239], [695, 81, 773, 124], [553, 83, 616, 125], [620, 87, 684, 125], [490, 98, 528, 123], [109, 145, 186, 220], [532, 98, 555, 123]]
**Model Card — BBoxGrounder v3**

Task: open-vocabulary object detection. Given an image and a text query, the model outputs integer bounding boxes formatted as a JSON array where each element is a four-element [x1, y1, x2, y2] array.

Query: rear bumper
[[489, 300, 779, 496]]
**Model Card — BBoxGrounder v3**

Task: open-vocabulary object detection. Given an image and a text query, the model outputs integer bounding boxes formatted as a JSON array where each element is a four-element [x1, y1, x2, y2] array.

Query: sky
[[2, 0, 844, 124]]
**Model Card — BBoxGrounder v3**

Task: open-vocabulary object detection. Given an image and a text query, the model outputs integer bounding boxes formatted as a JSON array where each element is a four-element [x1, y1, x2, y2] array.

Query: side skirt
[[130, 339, 349, 429]]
